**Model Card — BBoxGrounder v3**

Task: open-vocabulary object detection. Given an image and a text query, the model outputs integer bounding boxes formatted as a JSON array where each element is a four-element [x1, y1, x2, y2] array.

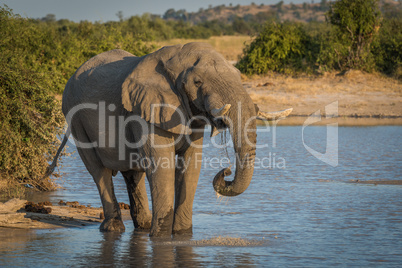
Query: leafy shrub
[[236, 0, 400, 77], [323, 0, 382, 71], [372, 16, 402, 78], [0, 63, 65, 192], [236, 22, 317, 75], [0, 7, 63, 193], [0, 5, 155, 195], [1, 6, 155, 94]]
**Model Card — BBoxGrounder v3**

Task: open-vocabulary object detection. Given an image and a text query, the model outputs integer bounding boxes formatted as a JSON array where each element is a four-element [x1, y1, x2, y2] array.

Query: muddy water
[[1, 126, 401, 267]]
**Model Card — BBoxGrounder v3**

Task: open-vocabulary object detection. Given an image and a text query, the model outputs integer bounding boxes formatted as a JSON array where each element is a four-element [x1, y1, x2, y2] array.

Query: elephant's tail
[[43, 127, 71, 178]]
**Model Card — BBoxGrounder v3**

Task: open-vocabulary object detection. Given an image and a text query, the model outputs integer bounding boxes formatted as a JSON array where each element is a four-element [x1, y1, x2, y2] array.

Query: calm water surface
[[0, 126, 401, 267]]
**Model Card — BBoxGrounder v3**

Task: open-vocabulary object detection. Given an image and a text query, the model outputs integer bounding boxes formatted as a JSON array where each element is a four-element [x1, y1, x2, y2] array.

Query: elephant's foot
[[149, 229, 172, 237], [149, 209, 174, 237], [133, 215, 152, 230], [172, 213, 193, 235], [100, 218, 125, 232], [173, 225, 193, 235]]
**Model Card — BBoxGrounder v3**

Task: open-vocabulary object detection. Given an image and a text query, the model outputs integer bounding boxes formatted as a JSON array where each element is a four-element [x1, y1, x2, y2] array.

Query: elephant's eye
[[194, 79, 203, 87]]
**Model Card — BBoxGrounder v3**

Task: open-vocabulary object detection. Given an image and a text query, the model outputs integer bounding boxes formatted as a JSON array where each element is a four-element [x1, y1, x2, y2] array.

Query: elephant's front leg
[[173, 132, 204, 235], [122, 170, 152, 230], [146, 151, 176, 237]]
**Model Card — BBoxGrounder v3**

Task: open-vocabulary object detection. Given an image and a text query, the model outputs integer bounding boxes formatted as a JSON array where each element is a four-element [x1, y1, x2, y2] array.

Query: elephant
[[46, 42, 292, 237]]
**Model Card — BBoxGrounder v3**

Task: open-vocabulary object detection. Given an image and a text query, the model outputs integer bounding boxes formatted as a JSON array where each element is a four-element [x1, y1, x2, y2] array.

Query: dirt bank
[[0, 199, 131, 229], [245, 70, 402, 125]]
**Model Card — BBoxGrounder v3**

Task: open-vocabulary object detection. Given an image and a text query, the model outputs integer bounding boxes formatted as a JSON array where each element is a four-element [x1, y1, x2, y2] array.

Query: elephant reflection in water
[[77, 230, 254, 267], [46, 42, 292, 237], [75, 230, 200, 266]]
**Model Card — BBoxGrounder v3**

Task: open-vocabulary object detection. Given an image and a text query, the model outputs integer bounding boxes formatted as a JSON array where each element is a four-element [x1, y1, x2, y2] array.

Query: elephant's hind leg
[[77, 149, 125, 232], [72, 124, 124, 232], [95, 168, 125, 232], [122, 170, 152, 230]]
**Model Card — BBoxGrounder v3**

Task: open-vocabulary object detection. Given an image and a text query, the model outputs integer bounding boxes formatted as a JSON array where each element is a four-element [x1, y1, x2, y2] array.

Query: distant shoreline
[[273, 116, 402, 126]]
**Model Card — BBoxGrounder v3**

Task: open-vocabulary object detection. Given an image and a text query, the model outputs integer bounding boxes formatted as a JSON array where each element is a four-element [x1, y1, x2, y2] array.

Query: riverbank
[[245, 70, 402, 125], [0, 199, 131, 229]]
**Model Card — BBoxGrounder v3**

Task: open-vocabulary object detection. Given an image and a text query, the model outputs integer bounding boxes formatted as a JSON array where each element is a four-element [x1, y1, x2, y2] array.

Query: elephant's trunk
[[212, 101, 256, 197]]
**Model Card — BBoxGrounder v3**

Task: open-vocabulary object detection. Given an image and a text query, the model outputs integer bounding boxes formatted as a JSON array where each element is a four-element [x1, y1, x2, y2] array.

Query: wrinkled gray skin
[[60, 43, 259, 237]]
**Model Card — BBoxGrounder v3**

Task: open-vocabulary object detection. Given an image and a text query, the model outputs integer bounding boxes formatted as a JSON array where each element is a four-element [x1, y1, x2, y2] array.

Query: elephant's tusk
[[211, 104, 231, 117], [257, 108, 293, 121], [210, 126, 224, 137]]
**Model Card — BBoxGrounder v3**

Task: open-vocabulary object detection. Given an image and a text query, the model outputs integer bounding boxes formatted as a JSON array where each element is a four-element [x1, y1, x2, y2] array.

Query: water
[[1, 126, 401, 267]]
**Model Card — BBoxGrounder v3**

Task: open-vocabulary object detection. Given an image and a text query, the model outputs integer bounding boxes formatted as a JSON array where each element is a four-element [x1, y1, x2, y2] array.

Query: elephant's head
[[122, 42, 292, 197]]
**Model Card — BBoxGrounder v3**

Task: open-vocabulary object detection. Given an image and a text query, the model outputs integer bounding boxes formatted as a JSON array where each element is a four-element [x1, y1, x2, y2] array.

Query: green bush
[[0, 63, 65, 192], [1, 6, 155, 94], [323, 0, 382, 71], [236, 0, 401, 77], [372, 16, 402, 78], [0, 7, 63, 193], [0, 6, 155, 195], [236, 22, 317, 75]]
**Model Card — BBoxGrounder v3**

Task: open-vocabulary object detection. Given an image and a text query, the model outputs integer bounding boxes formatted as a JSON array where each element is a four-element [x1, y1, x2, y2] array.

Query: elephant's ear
[[121, 57, 191, 135]]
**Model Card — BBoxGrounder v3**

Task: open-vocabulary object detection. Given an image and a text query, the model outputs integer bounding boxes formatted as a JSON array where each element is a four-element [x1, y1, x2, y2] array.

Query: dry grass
[[0, 178, 27, 200], [0, 179, 7, 193], [246, 70, 401, 94]]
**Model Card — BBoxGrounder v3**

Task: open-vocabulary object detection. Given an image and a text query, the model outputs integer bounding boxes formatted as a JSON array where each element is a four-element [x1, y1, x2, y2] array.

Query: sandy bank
[[246, 70, 402, 125], [0, 199, 131, 229]]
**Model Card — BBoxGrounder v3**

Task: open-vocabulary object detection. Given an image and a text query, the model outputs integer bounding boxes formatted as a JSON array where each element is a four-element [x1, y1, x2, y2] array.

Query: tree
[[163, 8, 176, 20], [320, 0, 329, 11], [275, 1, 284, 13], [232, 17, 252, 35], [116, 11, 123, 22], [303, 3, 309, 12], [372, 14, 402, 78], [326, 0, 382, 70], [41, 14, 56, 22]]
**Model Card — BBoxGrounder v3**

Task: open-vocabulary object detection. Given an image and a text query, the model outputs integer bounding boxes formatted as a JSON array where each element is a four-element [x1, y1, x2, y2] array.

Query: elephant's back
[[62, 49, 139, 114], [73, 49, 136, 78]]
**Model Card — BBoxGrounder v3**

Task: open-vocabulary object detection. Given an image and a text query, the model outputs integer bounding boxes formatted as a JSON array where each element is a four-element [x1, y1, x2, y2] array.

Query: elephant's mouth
[[212, 118, 228, 130], [187, 101, 229, 131]]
